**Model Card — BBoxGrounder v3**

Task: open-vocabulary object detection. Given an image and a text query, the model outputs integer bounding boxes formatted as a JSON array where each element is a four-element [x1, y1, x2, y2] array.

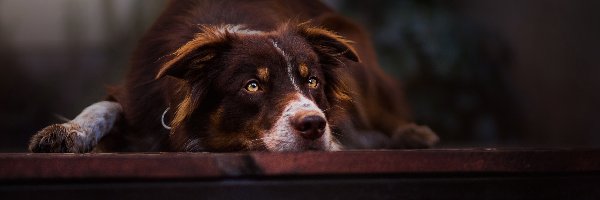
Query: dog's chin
[[303, 140, 337, 151], [265, 139, 338, 152], [261, 128, 341, 152]]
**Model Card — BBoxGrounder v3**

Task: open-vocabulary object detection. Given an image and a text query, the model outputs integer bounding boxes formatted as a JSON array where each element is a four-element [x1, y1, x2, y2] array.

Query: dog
[[28, 0, 438, 152]]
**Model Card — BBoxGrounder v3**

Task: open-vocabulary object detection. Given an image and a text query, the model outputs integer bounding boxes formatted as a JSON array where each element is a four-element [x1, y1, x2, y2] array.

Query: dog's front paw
[[28, 123, 87, 153], [390, 123, 439, 149]]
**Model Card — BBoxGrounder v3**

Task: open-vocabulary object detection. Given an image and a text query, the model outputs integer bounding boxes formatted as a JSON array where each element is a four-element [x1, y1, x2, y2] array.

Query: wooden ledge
[[1, 149, 599, 181], [2, 149, 600, 199]]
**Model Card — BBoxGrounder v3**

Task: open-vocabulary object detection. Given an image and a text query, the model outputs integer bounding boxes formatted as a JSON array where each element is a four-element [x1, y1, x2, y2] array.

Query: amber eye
[[308, 77, 319, 89], [245, 80, 260, 92]]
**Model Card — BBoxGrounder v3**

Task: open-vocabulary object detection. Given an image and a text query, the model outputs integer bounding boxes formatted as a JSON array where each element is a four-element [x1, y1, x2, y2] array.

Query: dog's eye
[[245, 80, 260, 92], [308, 77, 319, 89]]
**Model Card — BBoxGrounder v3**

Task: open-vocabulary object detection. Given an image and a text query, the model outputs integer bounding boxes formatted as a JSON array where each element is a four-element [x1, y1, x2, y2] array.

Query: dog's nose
[[292, 114, 326, 140]]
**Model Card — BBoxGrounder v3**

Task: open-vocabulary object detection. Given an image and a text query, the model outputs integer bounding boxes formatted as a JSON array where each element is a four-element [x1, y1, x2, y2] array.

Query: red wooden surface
[[1, 149, 599, 181]]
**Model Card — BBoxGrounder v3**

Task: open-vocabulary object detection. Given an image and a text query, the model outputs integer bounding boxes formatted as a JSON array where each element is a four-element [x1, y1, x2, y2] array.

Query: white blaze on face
[[263, 94, 340, 151], [271, 40, 301, 92], [215, 24, 264, 35], [263, 39, 340, 151]]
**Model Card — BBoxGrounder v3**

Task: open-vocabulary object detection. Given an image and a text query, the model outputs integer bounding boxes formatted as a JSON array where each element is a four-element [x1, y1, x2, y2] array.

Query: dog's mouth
[[261, 94, 340, 152]]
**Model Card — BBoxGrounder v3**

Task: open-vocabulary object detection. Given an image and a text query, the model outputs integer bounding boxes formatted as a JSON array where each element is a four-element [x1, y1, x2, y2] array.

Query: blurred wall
[[332, 0, 600, 147], [0, 0, 166, 151], [456, 0, 600, 146], [0, 0, 598, 151]]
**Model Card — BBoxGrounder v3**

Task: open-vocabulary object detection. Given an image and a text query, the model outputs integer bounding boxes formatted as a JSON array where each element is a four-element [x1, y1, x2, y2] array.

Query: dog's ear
[[156, 26, 233, 79], [297, 24, 360, 63]]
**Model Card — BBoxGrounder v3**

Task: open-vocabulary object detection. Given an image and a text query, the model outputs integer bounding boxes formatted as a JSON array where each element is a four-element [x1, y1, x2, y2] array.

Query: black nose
[[292, 114, 326, 140]]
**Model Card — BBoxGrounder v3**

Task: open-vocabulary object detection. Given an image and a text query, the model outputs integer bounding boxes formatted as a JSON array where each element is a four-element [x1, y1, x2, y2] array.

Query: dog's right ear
[[156, 26, 233, 79], [296, 23, 360, 63]]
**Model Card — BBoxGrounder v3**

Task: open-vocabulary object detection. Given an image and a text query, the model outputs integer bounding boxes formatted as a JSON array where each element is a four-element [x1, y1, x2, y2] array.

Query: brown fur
[[30, 0, 438, 152]]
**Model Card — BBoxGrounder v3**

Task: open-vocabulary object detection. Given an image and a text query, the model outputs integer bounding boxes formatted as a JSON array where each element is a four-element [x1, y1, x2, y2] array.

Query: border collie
[[29, 0, 438, 152]]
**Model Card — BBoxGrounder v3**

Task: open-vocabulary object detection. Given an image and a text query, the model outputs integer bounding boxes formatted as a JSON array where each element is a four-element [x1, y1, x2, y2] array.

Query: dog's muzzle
[[263, 94, 338, 151]]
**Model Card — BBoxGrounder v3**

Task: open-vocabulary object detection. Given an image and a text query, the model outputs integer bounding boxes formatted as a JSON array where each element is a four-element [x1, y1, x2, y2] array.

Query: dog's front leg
[[28, 101, 122, 153]]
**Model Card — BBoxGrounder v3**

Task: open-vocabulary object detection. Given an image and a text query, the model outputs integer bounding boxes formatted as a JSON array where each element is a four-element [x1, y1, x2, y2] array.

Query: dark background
[[1, 0, 599, 152]]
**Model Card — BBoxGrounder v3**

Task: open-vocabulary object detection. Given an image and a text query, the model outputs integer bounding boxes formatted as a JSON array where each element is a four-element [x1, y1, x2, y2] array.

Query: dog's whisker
[[181, 137, 208, 152], [322, 107, 334, 112], [331, 131, 343, 137], [335, 104, 349, 110]]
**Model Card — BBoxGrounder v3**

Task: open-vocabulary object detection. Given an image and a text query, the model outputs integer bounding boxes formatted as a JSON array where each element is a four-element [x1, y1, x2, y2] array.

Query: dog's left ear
[[156, 25, 233, 79], [297, 24, 360, 63]]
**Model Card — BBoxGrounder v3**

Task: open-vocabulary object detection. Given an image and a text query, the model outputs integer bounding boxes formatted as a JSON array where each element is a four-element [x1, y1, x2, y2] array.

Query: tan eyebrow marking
[[257, 67, 269, 82], [299, 63, 309, 78]]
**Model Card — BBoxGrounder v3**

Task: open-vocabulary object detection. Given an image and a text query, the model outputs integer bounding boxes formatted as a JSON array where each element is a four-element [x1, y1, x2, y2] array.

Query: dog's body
[[29, 0, 438, 152]]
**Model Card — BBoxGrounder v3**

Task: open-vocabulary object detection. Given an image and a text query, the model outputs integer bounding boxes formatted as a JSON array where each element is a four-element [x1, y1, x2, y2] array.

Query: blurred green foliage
[[335, 0, 520, 146]]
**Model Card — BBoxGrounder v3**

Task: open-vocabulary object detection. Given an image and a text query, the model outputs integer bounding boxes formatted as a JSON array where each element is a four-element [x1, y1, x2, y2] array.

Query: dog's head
[[157, 23, 359, 152]]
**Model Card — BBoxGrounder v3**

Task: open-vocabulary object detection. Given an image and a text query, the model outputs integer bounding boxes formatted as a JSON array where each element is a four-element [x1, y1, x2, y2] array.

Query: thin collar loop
[[161, 107, 172, 130]]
